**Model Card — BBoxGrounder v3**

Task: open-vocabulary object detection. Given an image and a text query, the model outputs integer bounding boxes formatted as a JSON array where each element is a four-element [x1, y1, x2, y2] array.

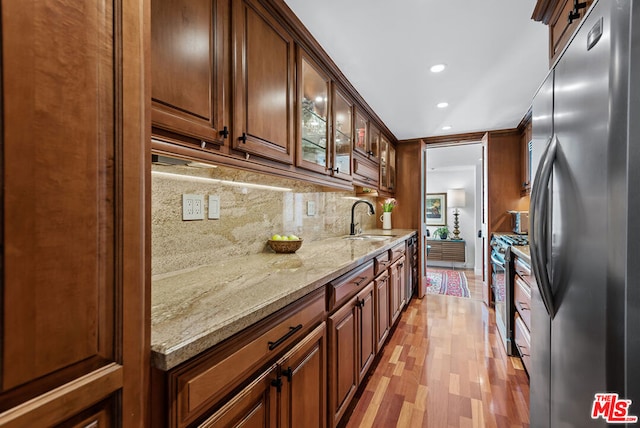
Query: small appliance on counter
[[508, 210, 529, 235]]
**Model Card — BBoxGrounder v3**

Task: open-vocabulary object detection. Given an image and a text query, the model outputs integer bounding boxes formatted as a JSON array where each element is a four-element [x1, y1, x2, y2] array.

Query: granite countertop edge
[[151, 229, 417, 370], [510, 245, 530, 263]]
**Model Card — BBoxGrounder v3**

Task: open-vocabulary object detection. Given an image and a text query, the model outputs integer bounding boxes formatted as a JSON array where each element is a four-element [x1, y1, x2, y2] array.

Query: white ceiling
[[283, 0, 550, 140]]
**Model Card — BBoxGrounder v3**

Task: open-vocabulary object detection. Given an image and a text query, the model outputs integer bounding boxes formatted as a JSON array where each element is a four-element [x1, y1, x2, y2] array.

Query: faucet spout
[[350, 200, 375, 235]]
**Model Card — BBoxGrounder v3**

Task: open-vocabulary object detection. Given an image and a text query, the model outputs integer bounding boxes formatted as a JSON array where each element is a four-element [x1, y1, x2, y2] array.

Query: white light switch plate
[[183, 194, 205, 220], [208, 195, 220, 219], [307, 200, 316, 216]]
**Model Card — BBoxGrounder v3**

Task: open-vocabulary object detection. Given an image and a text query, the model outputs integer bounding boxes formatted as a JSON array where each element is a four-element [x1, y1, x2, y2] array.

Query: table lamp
[[447, 188, 466, 240]]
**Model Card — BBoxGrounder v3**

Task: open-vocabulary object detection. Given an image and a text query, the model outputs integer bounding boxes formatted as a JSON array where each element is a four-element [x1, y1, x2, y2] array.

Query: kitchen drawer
[[353, 156, 379, 186], [514, 313, 531, 374], [389, 242, 406, 262], [514, 275, 532, 330], [169, 287, 325, 428], [514, 257, 534, 286], [328, 260, 375, 311], [374, 251, 391, 276]]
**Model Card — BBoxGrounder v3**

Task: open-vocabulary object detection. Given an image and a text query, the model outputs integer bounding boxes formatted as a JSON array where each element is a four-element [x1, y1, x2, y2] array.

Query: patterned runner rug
[[426, 268, 470, 298]]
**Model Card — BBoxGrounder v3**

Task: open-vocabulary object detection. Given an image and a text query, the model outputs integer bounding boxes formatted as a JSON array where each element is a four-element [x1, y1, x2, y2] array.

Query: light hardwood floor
[[345, 271, 530, 427]]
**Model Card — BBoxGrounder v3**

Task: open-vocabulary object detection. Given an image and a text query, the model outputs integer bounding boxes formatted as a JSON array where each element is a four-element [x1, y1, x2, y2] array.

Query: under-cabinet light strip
[[151, 171, 293, 192]]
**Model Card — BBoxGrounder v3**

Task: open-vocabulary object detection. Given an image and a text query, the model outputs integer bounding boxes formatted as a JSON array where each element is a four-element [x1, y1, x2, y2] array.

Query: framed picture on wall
[[425, 193, 447, 226]]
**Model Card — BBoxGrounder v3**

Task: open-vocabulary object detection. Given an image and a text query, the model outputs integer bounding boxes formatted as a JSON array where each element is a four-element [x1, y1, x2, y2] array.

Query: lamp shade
[[447, 188, 466, 208]]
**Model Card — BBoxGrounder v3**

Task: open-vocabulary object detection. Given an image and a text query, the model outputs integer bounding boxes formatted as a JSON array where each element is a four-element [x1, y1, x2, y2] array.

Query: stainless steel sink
[[343, 234, 397, 241]]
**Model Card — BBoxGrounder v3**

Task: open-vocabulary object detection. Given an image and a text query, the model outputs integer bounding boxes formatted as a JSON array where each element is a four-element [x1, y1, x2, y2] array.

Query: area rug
[[426, 268, 470, 298]]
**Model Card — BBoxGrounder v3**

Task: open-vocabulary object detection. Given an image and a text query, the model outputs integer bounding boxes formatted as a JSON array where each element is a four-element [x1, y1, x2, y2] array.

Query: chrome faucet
[[350, 200, 375, 235]]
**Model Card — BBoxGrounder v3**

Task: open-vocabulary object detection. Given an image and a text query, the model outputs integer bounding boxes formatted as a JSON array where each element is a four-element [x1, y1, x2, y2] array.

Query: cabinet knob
[[331, 166, 340, 174], [239, 133, 247, 144], [219, 126, 229, 139]]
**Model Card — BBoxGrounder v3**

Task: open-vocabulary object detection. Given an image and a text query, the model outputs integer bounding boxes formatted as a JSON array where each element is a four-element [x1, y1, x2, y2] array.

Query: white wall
[[426, 166, 477, 269]]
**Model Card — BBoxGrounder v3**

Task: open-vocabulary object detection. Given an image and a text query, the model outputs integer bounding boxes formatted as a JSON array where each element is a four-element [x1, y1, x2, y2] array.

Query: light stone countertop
[[151, 229, 417, 370], [511, 245, 530, 263]]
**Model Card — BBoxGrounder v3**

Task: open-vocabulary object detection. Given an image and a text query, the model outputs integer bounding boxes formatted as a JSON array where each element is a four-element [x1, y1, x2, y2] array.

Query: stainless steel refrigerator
[[529, 0, 640, 426]]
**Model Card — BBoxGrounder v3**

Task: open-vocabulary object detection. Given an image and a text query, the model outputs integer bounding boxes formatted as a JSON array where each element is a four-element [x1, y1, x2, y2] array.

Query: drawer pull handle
[[268, 324, 303, 351], [518, 302, 530, 311], [516, 343, 530, 358], [354, 276, 367, 286], [378, 260, 389, 266]]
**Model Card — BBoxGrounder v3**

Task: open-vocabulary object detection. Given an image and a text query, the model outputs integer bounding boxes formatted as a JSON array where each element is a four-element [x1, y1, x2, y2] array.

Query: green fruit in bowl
[[271, 234, 282, 241], [288, 234, 300, 241]]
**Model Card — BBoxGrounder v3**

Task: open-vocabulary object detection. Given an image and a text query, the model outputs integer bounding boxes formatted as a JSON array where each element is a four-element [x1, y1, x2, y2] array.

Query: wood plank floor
[[345, 272, 530, 427]]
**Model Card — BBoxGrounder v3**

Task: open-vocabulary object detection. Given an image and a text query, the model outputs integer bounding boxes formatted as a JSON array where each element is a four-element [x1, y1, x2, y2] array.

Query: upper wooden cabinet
[[297, 49, 331, 173], [151, 0, 230, 148], [379, 135, 396, 194], [1, 0, 146, 424], [353, 110, 379, 163], [232, 0, 296, 164], [331, 87, 354, 180], [532, 0, 595, 65]]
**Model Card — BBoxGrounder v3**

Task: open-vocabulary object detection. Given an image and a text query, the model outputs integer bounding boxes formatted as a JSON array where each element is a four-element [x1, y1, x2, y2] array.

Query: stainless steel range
[[490, 233, 529, 355]]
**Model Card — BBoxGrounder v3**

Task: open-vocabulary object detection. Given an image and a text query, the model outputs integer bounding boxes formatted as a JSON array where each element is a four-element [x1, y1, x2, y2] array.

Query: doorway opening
[[425, 142, 484, 300]]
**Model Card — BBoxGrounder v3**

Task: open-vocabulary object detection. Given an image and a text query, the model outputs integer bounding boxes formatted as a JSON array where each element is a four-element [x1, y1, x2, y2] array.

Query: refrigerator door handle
[[530, 134, 558, 318]]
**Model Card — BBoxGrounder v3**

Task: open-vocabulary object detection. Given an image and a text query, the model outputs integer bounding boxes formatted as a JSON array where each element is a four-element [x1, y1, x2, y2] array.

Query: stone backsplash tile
[[152, 163, 377, 275]]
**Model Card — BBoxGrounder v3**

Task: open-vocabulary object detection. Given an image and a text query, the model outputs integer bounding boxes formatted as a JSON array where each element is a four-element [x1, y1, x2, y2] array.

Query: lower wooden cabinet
[[390, 255, 406, 325], [278, 323, 327, 428], [201, 323, 326, 428], [327, 281, 374, 427], [374, 271, 390, 352]]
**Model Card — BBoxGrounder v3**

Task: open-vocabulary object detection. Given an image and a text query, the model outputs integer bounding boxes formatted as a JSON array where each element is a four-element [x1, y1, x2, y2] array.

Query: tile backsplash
[[152, 162, 376, 275]]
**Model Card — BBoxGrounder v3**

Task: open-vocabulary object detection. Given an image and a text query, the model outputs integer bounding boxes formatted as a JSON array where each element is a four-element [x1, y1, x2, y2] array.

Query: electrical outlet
[[208, 195, 220, 219], [183, 194, 205, 220]]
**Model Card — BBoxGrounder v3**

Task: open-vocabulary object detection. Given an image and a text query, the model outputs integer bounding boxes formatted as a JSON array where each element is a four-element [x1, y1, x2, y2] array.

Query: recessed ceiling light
[[430, 64, 446, 73], [437, 102, 449, 108], [442, 125, 452, 131]]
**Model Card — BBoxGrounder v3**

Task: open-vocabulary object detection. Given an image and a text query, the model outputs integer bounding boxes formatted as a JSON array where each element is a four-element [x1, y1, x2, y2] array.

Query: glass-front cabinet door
[[368, 122, 381, 164], [388, 142, 396, 191], [379, 135, 389, 192], [332, 88, 353, 180], [297, 50, 330, 174], [354, 110, 368, 156]]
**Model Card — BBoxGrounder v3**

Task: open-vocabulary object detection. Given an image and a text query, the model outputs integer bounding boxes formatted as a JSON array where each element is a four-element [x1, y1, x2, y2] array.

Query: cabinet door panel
[[280, 323, 326, 428], [2, 0, 117, 396], [233, 0, 294, 164], [358, 283, 375, 380], [152, 0, 226, 144], [375, 273, 390, 352], [200, 366, 278, 428], [331, 88, 353, 180], [328, 299, 357, 426]]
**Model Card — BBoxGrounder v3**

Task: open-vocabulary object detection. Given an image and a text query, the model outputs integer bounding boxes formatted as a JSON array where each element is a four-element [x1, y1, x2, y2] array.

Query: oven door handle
[[490, 253, 505, 268]]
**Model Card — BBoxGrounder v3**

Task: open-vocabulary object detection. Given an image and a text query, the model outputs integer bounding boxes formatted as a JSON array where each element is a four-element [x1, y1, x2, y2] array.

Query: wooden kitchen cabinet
[[353, 109, 379, 163], [331, 87, 354, 181], [379, 135, 396, 194], [374, 271, 391, 352], [327, 281, 375, 428], [0, 0, 147, 425], [232, 0, 296, 164], [151, 0, 230, 150], [200, 365, 278, 428], [532, 0, 595, 65], [202, 323, 326, 428], [390, 255, 406, 325]]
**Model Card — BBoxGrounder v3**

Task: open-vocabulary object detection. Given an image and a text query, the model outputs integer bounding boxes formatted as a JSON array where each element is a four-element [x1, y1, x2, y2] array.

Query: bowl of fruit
[[268, 234, 303, 253]]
